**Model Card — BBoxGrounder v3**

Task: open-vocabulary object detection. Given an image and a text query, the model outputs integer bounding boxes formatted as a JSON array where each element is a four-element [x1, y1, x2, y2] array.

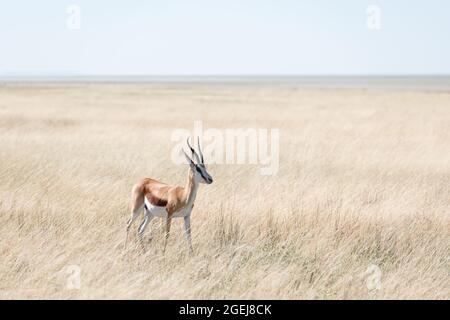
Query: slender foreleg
[[183, 215, 193, 254], [163, 216, 172, 253]]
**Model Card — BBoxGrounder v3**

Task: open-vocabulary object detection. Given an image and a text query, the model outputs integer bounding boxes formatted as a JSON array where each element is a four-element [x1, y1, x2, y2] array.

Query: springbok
[[125, 138, 213, 253]]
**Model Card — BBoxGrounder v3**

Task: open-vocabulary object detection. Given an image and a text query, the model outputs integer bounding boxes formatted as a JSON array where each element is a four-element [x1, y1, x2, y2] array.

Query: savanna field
[[0, 84, 449, 299]]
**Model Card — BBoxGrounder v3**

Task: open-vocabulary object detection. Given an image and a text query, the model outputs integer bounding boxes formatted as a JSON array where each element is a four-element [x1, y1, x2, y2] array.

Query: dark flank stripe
[[147, 194, 168, 207]]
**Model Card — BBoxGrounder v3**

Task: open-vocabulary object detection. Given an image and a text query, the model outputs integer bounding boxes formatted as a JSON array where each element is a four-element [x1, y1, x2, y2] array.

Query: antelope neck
[[184, 169, 199, 206]]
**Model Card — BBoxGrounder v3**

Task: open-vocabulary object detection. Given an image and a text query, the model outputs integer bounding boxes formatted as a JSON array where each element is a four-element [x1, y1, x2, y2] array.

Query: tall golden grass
[[0, 84, 448, 299]]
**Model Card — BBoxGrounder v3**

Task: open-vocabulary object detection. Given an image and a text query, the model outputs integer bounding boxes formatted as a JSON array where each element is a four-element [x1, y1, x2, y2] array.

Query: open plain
[[0, 84, 448, 299]]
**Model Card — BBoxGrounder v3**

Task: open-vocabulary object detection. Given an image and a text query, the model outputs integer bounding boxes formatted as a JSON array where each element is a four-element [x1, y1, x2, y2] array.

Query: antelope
[[125, 138, 213, 253]]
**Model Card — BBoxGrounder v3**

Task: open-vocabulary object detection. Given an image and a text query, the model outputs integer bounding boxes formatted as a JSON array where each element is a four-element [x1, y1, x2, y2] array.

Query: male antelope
[[125, 138, 213, 253]]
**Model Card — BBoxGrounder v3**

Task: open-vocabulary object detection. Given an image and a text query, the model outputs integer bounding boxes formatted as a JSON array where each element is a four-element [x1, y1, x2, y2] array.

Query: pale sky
[[0, 0, 449, 76]]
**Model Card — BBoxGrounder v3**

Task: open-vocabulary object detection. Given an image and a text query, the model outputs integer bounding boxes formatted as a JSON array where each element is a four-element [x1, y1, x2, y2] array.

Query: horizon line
[[1, 75, 450, 91]]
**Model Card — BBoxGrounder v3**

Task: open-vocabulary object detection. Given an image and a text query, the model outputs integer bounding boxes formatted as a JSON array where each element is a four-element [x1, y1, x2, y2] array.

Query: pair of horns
[[183, 137, 204, 165]]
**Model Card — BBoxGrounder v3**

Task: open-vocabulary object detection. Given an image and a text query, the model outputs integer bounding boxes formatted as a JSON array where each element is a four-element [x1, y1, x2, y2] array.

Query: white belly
[[144, 197, 190, 218]]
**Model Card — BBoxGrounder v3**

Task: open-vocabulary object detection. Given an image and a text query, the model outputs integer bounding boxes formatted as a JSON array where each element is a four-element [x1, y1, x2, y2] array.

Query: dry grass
[[0, 84, 449, 299]]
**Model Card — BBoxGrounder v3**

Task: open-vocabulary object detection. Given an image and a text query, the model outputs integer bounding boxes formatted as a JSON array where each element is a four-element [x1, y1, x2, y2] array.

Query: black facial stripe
[[196, 167, 209, 181]]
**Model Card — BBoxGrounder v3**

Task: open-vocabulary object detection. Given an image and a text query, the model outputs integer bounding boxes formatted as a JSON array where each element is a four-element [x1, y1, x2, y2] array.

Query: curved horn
[[186, 137, 201, 164], [182, 149, 195, 166], [197, 137, 204, 164]]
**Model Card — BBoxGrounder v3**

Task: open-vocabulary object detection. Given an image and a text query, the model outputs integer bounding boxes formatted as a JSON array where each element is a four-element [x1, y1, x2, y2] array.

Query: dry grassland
[[0, 84, 448, 299]]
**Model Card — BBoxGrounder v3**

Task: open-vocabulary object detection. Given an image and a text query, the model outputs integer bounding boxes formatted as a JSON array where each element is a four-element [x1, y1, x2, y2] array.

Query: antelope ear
[[182, 149, 196, 168]]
